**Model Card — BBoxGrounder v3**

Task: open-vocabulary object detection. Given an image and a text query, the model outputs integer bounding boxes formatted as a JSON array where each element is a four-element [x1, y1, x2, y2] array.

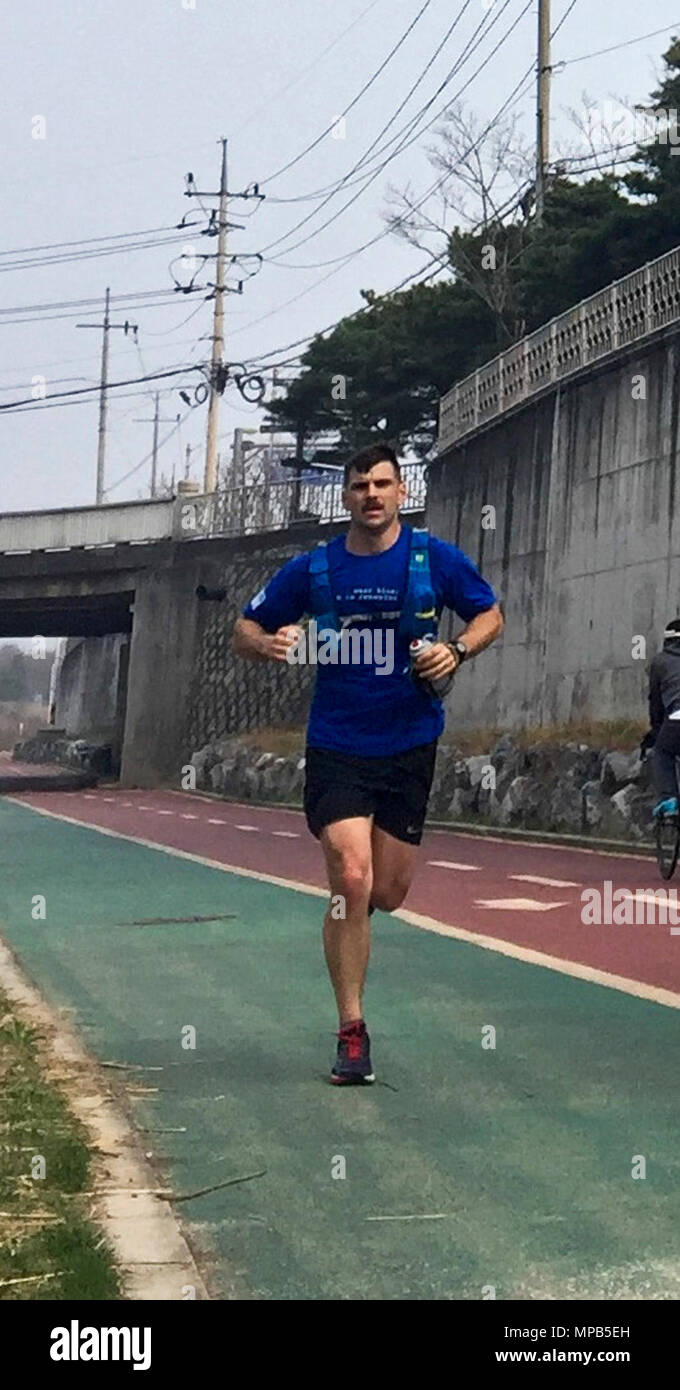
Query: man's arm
[[457, 603, 504, 657], [648, 656, 664, 733], [233, 551, 310, 663], [233, 615, 302, 664], [414, 604, 503, 683]]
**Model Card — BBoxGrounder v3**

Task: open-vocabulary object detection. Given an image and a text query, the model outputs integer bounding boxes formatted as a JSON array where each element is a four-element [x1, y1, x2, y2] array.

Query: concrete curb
[[0, 934, 210, 1301], [180, 787, 657, 859]]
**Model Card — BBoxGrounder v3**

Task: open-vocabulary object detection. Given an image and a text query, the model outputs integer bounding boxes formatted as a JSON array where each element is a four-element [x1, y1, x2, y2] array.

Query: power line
[[104, 410, 191, 496], [257, 0, 533, 261], [264, 0, 525, 236], [259, 0, 479, 248], [0, 365, 200, 414], [264, 0, 477, 208], [559, 22, 680, 68], [232, 0, 386, 138], [234, 59, 536, 344], [259, 0, 434, 186], [551, 0, 579, 41], [0, 287, 200, 319], [0, 224, 183, 259]]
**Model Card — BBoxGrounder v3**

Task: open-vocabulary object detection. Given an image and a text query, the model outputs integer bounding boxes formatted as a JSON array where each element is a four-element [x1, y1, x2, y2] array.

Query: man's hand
[[414, 642, 457, 683], [267, 625, 305, 663], [233, 616, 304, 663]]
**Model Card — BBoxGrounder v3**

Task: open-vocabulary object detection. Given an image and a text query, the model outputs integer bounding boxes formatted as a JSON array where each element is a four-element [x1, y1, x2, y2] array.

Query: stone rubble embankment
[[188, 734, 654, 842]]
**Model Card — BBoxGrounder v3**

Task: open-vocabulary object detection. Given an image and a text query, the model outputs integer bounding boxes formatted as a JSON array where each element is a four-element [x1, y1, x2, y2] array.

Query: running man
[[234, 444, 503, 1084]]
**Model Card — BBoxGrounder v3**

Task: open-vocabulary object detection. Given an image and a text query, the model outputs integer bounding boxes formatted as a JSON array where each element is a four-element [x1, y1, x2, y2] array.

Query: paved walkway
[[2, 790, 680, 1299]]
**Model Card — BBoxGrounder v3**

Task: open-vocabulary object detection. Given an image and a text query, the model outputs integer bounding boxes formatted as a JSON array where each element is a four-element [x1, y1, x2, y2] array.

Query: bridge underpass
[[0, 589, 134, 638]]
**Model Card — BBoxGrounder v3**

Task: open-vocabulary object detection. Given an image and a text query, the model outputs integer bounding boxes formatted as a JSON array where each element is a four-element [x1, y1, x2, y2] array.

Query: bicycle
[[655, 808, 680, 881], [640, 741, 680, 880]]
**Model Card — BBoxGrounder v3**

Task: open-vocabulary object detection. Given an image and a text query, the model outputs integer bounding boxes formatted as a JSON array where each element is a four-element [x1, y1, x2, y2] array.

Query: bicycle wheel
[[655, 814, 680, 880]]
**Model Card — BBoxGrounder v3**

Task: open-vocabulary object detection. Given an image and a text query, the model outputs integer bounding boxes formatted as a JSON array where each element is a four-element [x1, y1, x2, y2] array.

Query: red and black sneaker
[[330, 1020, 375, 1085]]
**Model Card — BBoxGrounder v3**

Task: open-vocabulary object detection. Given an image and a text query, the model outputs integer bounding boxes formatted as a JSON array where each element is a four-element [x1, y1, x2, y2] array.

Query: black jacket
[[649, 638, 680, 730]]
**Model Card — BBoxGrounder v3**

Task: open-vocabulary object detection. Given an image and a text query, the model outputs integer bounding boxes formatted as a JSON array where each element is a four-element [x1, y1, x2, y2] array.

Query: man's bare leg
[[370, 824, 418, 913], [320, 817, 373, 1024]]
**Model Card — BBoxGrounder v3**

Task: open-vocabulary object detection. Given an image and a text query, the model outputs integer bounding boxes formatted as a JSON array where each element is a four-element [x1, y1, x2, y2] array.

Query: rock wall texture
[[14, 731, 113, 776], [185, 540, 317, 756], [188, 732, 655, 842]]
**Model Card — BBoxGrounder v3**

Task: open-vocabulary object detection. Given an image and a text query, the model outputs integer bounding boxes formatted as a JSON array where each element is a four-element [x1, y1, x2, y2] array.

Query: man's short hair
[[343, 443, 401, 486]]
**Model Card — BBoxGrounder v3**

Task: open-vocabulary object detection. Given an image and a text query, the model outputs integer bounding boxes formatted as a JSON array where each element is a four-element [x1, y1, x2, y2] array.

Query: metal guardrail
[[175, 462, 428, 540], [438, 244, 680, 451]]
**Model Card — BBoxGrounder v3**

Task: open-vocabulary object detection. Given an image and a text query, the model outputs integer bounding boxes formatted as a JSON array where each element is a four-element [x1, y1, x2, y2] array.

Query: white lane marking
[[102, 797, 116, 803], [235, 824, 259, 832], [12, 800, 680, 1012], [169, 790, 658, 863], [510, 873, 580, 888], [180, 814, 198, 820], [365, 1214, 451, 1222], [83, 794, 96, 800], [207, 818, 226, 825], [474, 897, 567, 912], [428, 860, 480, 871], [155, 810, 175, 816], [138, 806, 154, 812], [272, 830, 300, 838]]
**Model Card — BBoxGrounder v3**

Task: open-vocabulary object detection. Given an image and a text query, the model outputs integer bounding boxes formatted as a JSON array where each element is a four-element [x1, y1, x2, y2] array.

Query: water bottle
[[409, 636, 456, 699]]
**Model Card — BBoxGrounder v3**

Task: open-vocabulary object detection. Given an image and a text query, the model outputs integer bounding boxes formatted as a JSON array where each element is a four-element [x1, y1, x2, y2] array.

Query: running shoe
[[331, 1021, 375, 1085], [653, 797, 679, 817]]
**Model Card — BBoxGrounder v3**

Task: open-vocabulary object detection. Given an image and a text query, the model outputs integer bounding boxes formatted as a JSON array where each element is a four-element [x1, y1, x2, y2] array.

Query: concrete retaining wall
[[431, 327, 680, 731]]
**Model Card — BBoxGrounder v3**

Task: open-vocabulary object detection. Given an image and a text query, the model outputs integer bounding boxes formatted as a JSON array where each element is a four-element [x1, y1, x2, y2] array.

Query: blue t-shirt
[[242, 525, 497, 756]]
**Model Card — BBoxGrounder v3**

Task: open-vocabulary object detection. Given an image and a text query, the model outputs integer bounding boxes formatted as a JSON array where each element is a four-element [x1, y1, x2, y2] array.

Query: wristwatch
[[448, 639, 468, 668]]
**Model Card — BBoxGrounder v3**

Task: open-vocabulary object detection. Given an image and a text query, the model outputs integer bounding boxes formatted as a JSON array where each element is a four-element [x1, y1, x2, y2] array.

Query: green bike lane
[[2, 795, 680, 1301]]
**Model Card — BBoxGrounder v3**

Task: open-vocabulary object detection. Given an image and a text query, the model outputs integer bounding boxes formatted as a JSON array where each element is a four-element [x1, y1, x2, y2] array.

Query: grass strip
[[0, 993, 121, 1301]]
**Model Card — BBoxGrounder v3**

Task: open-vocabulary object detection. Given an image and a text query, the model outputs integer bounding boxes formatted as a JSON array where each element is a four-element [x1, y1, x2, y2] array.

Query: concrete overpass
[[0, 470, 426, 785]]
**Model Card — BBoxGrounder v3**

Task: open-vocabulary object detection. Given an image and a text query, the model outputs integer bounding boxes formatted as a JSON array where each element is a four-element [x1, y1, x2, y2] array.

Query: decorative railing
[[438, 244, 680, 450], [175, 462, 427, 540], [0, 466, 427, 555]]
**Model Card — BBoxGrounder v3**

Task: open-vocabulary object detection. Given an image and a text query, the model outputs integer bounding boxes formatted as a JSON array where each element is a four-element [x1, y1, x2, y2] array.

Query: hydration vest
[[307, 527, 438, 643]]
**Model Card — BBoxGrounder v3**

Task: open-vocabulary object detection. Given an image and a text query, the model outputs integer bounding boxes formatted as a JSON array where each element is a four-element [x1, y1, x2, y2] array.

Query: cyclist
[[234, 443, 503, 1084], [642, 618, 680, 816]]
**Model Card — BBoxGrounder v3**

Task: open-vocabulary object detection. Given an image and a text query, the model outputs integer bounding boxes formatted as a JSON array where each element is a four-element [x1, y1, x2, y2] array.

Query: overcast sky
[[1, 0, 678, 514]]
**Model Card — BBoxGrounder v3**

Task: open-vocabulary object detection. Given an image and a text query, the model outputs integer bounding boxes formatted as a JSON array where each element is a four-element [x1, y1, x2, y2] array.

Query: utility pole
[[77, 288, 137, 504], [205, 139, 228, 494], [182, 140, 265, 495], [134, 393, 180, 497], [536, 0, 551, 221]]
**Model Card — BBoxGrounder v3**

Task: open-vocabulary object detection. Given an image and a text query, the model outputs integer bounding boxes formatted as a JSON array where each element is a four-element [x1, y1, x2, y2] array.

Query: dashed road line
[[180, 814, 199, 821], [510, 873, 580, 888], [474, 897, 568, 912], [427, 860, 480, 871], [272, 830, 300, 838], [235, 824, 260, 832], [207, 818, 227, 825]]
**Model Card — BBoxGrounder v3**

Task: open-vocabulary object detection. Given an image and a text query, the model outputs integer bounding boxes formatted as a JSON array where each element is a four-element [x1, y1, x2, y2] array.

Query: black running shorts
[[304, 741, 437, 845]]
